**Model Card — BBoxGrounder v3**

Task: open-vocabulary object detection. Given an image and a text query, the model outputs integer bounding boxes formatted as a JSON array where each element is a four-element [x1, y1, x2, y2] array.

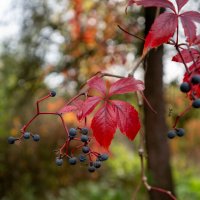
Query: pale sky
[[0, 0, 199, 85], [0, 0, 20, 41]]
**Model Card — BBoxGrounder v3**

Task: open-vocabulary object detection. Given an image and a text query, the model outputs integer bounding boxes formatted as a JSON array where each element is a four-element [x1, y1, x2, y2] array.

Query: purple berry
[[192, 99, 200, 108], [191, 75, 200, 85], [93, 161, 101, 168], [180, 82, 191, 93], [79, 155, 86, 162], [50, 91, 56, 97], [7, 136, 17, 144], [55, 158, 63, 166], [69, 128, 77, 139], [81, 128, 88, 135], [167, 130, 176, 139], [32, 134, 40, 142], [68, 157, 77, 165], [176, 128, 185, 137], [23, 132, 30, 139], [82, 146, 90, 153], [88, 165, 95, 173], [81, 135, 88, 143]]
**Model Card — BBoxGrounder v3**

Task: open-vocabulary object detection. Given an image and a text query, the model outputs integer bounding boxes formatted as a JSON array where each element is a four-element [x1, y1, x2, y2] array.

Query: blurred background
[[0, 0, 200, 199]]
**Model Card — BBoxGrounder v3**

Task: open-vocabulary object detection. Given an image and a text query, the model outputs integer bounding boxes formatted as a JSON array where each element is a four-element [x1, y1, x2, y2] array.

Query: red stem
[[140, 91, 157, 114], [150, 187, 177, 200], [70, 144, 84, 157], [36, 94, 51, 113], [175, 45, 190, 75], [117, 25, 145, 41], [58, 114, 69, 136], [21, 114, 39, 132], [173, 104, 192, 128]]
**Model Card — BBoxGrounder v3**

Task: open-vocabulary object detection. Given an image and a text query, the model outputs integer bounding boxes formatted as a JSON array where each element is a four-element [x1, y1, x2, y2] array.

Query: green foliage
[[174, 159, 200, 200]]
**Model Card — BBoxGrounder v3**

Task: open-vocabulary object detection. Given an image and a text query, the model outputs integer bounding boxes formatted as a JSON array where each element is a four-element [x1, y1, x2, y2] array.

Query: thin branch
[[117, 25, 145, 41], [129, 52, 148, 76], [138, 144, 177, 200], [101, 72, 125, 79], [139, 91, 157, 114], [173, 104, 192, 128]]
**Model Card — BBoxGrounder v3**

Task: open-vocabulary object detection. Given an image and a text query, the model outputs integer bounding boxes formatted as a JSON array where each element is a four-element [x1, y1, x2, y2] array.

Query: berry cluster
[[7, 91, 108, 173], [180, 74, 200, 108], [55, 127, 109, 173], [167, 74, 200, 139], [167, 128, 185, 139], [7, 132, 40, 144]]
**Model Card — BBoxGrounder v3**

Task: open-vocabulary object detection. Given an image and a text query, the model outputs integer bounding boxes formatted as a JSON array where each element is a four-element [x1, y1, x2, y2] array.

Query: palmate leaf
[[127, 0, 200, 50], [83, 76, 144, 149]]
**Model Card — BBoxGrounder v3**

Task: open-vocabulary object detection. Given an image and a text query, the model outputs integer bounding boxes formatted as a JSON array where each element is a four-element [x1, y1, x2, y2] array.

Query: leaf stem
[[175, 45, 190, 74]]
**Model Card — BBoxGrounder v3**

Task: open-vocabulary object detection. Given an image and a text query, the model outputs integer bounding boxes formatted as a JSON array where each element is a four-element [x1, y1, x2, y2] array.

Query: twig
[[175, 45, 190, 74], [129, 52, 148, 76], [173, 104, 192, 128], [139, 91, 157, 114], [117, 25, 145, 41]]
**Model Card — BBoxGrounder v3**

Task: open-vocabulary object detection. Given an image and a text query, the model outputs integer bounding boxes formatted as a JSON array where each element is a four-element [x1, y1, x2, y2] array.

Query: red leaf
[[58, 99, 84, 120], [176, 0, 188, 12], [193, 35, 200, 45], [180, 11, 200, 44], [87, 76, 106, 96], [144, 12, 178, 50], [58, 105, 77, 114], [72, 99, 84, 120], [111, 100, 140, 141], [82, 96, 102, 118], [127, 0, 175, 12], [172, 48, 200, 63], [109, 77, 144, 96], [91, 103, 117, 149]]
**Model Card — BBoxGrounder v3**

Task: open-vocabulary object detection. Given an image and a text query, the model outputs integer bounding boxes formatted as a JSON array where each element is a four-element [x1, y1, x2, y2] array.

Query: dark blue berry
[[81, 128, 88, 135], [68, 157, 77, 165], [79, 154, 86, 162], [69, 128, 77, 139], [88, 165, 95, 173], [32, 134, 40, 142], [7, 136, 16, 144], [192, 99, 200, 108], [176, 128, 185, 137], [82, 146, 90, 153], [191, 75, 200, 85], [55, 158, 63, 166], [93, 161, 101, 168], [81, 135, 88, 143], [23, 132, 30, 139], [167, 130, 176, 139], [98, 154, 109, 161], [180, 82, 191, 93], [50, 91, 56, 97]]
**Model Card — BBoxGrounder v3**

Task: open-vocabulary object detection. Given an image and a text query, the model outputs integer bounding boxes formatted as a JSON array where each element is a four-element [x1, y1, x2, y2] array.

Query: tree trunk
[[144, 8, 175, 200]]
